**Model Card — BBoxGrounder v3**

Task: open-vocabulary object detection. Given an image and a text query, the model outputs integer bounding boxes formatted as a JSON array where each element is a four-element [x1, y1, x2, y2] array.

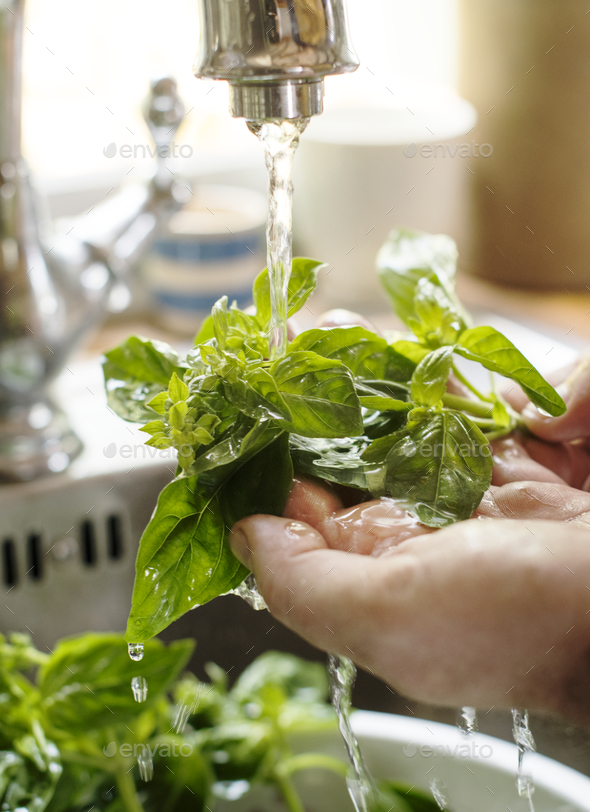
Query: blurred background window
[[22, 0, 458, 189]]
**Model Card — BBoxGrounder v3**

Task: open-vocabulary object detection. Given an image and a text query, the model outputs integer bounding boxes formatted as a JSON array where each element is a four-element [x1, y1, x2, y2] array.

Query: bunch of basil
[[102, 228, 565, 644], [0, 632, 436, 812]]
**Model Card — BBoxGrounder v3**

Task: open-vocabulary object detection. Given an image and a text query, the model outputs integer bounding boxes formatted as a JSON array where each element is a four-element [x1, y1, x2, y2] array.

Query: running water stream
[[328, 655, 376, 812], [512, 709, 536, 811], [247, 118, 309, 360]]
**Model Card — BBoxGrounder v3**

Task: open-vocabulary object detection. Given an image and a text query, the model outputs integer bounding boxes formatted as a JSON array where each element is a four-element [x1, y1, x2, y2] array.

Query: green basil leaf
[[410, 346, 454, 407], [103, 336, 185, 388], [456, 326, 566, 416], [219, 432, 293, 527], [411, 277, 468, 346], [286, 258, 323, 316], [125, 476, 247, 643], [391, 340, 430, 365], [377, 228, 459, 325], [355, 379, 411, 412], [269, 351, 363, 438], [194, 314, 215, 346], [0, 739, 61, 812], [379, 781, 438, 811], [189, 416, 280, 478], [211, 296, 229, 350], [254, 258, 323, 328], [38, 635, 193, 730], [253, 266, 271, 329], [103, 337, 187, 423], [289, 326, 415, 382], [380, 410, 493, 526], [144, 733, 211, 812], [290, 435, 382, 492], [232, 652, 329, 705], [126, 430, 290, 642]]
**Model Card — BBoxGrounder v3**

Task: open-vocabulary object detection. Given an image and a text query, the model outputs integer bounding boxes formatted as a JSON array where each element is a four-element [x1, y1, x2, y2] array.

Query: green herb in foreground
[[102, 228, 566, 643], [0, 632, 437, 812]]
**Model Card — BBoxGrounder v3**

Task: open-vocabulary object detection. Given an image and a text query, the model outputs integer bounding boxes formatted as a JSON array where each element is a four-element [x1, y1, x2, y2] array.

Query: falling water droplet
[[457, 705, 478, 734], [137, 749, 153, 782], [429, 778, 451, 810], [231, 574, 268, 611], [173, 701, 192, 734], [131, 676, 148, 702], [128, 643, 144, 662], [211, 780, 251, 800], [512, 709, 536, 811]]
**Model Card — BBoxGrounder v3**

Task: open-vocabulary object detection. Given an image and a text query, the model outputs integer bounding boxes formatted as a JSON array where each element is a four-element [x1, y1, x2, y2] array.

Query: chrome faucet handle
[[143, 76, 185, 153], [194, 0, 358, 120]]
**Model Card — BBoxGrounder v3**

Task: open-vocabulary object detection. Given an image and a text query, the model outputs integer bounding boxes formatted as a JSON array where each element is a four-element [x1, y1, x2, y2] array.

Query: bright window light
[[22, 0, 458, 185]]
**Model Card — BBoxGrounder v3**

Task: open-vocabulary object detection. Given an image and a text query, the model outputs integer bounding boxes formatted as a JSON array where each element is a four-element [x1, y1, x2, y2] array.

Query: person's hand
[[495, 354, 590, 489], [231, 316, 590, 720], [230, 476, 590, 723]]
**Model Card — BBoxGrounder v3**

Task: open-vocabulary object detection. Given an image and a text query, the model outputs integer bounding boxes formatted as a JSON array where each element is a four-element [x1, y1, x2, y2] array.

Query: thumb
[[230, 514, 386, 662], [523, 352, 590, 442]]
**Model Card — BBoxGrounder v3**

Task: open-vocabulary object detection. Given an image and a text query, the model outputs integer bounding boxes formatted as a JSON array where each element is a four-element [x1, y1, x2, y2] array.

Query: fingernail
[[556, 381, 571, 403], [230, 526, 251, 568]]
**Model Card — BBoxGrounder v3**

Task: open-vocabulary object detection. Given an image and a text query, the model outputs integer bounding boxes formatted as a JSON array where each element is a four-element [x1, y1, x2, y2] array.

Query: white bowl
[[221, 711, 590, 811]]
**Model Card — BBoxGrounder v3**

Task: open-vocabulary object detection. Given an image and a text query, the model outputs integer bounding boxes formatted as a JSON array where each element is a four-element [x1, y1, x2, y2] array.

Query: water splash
[[511, 709, 536, 811], [131, 676, 148, 703], [247, 118, 309, 360], [172, 681, 202, 734], [429, 778, 452, 810], [137, 748, 153, 782], [328, 654, 376, 812], [128, 642, 144, 662], [211, 780, 251, 801], [231, 573, 268, 611], [457, 705, 478, 735]]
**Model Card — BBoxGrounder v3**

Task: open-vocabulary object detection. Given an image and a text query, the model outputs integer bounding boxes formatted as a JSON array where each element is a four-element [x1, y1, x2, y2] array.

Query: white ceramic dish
[[221, 711, 590, 811]]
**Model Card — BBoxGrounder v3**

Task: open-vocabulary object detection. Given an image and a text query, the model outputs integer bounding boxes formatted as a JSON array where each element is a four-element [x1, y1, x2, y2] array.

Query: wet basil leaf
[[379, 410, 493, 527], [289, 326, 415, 382], [254, 258, 323, 328], [39, 635, 193, 729], [410, 346, 454, 407], [269, 351, 363, 438], [290, 434, 382, 492], [125, 476, 247, 643], [410, 277, 468, 346], [456, 326, 566, 416], [219, 432, 293, 527], [377, 228, 459, 325], [126, 430, 291, 642], [103, 337, 187, 423]]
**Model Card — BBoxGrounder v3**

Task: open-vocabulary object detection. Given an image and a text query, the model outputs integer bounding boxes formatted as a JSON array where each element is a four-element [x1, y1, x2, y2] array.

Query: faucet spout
[[194, 0, 358, 121]]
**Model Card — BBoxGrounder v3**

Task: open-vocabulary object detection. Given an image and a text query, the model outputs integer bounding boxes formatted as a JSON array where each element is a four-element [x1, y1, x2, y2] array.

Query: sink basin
[[221, 711, 590, 811]]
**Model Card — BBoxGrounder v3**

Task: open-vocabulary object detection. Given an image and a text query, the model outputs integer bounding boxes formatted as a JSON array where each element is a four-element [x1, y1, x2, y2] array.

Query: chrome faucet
[[0, 0, 186, 481], [194, 0, 359, 121]]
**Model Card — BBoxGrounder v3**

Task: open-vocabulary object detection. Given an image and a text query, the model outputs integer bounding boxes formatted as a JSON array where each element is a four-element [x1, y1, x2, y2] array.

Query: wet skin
[[230, 322, 590, 723]]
